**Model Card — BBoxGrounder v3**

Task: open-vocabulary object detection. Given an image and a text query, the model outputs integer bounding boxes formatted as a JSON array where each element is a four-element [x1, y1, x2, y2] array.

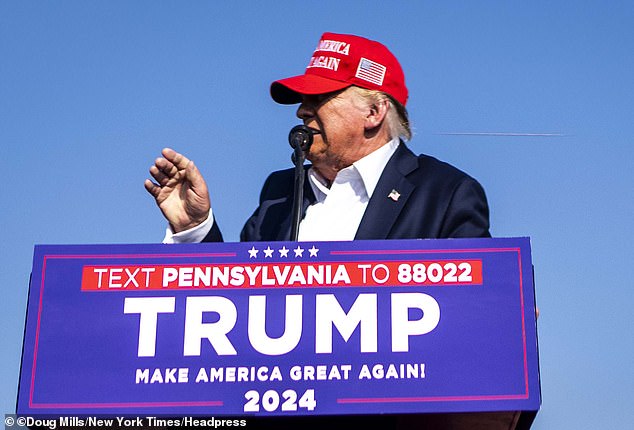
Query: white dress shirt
[[298, 138, 399, 241], [164, 138, 400, 243]]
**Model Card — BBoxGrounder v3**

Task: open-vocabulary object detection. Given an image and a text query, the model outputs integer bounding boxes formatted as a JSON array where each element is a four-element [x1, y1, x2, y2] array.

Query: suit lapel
[[355, 143, 419, 240]]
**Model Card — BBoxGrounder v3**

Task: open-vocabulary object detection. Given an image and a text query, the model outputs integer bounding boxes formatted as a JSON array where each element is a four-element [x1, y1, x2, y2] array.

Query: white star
[[263, 246, 274, 258], [279, 246, 289, 257], [293, 246, 304, 257], [248, 246, 259, 258], [308, 245, 319, 257]]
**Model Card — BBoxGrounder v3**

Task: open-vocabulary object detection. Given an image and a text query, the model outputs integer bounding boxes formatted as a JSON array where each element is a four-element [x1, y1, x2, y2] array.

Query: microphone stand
[[288, 125, 316, 241]]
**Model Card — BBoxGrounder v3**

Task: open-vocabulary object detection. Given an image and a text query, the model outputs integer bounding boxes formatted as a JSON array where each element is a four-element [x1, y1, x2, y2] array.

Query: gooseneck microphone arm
[[288, 125, 319, 241]]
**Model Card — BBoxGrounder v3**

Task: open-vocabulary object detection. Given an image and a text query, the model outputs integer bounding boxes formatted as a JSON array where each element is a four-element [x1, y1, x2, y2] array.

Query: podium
[[17, 239, 540, 429]]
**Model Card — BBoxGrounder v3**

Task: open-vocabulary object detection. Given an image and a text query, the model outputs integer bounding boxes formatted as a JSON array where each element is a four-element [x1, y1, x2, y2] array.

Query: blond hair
[[349, 86, 412, 141]]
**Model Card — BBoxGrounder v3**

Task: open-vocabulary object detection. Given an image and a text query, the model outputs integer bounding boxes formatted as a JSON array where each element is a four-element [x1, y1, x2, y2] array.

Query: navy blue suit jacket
[[204, 142, 490, 242]]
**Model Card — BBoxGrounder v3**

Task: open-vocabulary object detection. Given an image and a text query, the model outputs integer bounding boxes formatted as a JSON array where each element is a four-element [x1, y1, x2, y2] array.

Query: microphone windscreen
[[288, 125, 315, 151]]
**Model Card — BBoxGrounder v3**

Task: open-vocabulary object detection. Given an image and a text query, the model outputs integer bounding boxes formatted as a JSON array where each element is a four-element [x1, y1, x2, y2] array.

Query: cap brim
[[270, 74, 352, 104]]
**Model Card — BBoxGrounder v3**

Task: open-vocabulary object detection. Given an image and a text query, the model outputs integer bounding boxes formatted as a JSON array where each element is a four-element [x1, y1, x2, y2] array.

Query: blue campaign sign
[[17, 238, 540, 417]]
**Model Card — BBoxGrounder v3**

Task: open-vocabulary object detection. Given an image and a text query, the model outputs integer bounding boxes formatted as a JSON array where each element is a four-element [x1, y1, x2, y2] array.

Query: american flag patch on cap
[[355, 57, 386, 86]]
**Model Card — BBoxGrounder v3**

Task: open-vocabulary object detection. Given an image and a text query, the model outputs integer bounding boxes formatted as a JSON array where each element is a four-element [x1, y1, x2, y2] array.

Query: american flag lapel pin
[[388, 189, 400, 202]]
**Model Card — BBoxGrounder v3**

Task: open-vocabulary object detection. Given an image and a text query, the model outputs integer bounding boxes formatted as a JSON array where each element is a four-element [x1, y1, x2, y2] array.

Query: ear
[[364, 98, 389, 131]]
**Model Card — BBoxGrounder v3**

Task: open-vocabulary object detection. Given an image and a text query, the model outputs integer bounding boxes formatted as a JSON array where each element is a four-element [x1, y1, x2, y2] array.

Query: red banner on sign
[[81, 260, 483, 291]]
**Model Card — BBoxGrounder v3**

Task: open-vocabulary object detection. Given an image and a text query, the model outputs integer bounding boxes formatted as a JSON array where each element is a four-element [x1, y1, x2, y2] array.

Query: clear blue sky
[[1, 1, 632, 428]]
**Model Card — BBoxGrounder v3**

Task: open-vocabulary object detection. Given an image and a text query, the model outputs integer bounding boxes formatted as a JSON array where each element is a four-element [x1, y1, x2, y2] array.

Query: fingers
[[145, 148, 206, 197], [147, 148, 187, 186], [162, 147, 192, 171], [154, 156, 178, 178], [145, 149, 181, 199], [144, 179, 160, 198], [149, 164, 171, 186]]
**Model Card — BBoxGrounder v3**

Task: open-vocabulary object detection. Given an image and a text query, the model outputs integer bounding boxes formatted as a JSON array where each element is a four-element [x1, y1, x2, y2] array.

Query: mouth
[[302, 123, 322, 136]]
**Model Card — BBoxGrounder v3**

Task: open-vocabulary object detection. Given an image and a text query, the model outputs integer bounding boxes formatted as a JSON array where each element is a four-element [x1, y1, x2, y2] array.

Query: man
[[145, 32, 490, 242]]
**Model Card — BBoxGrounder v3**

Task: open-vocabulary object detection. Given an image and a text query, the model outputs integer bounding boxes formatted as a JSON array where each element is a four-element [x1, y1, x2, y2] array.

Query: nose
[[296, 99, 315, 121]]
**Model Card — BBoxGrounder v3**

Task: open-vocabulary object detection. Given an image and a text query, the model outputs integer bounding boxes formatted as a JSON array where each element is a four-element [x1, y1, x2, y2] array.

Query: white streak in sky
[[435, 132, 567, 137]]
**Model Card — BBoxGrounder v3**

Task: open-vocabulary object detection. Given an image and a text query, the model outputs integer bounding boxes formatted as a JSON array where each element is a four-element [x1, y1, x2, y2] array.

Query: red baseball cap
[[271, 32, 408, 106]]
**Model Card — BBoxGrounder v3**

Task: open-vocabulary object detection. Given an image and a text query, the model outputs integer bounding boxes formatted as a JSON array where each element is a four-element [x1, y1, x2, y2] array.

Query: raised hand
[[144, 148, 210, 233]]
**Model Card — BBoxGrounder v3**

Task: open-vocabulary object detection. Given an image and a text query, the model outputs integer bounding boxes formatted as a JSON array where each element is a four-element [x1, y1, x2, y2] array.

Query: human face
[[296, 87, 370, 182]]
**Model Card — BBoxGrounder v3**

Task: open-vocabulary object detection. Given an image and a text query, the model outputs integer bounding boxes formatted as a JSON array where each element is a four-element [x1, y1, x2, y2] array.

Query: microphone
[[288, 124, 319, 152], [288, 125, 319, 241]]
